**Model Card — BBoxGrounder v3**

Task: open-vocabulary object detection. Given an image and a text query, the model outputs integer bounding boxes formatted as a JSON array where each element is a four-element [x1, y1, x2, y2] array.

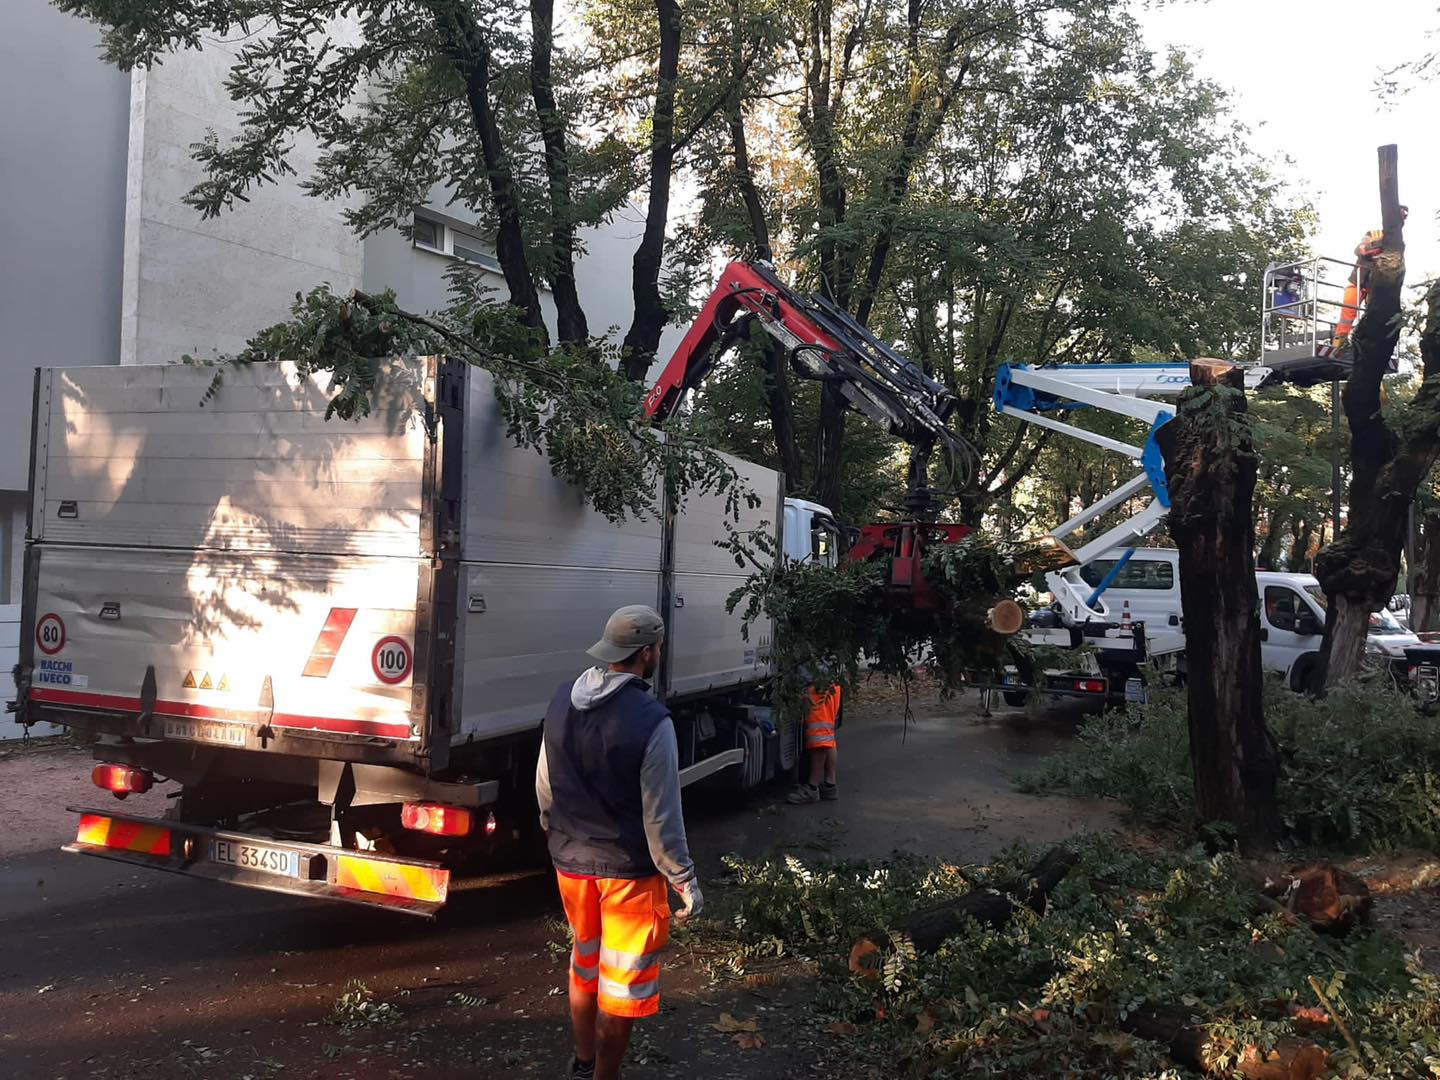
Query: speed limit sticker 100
[[371, 636, 413, 685], [36, 614, 66, 655]]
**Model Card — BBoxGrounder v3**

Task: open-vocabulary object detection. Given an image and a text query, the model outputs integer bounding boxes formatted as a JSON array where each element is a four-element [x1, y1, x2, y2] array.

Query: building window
[[412, 215, 443, 252], [450, 231, 502, 273], [412, 214, 501, 273]]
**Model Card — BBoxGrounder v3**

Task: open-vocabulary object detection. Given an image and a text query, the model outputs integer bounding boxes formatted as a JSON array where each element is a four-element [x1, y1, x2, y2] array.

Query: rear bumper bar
[[63, 806, 450, 916]]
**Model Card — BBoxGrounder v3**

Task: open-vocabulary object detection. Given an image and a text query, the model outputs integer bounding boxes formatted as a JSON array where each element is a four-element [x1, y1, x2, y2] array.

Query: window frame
[[1076, 557, 1176, 591], [411, 214, 502, 273]]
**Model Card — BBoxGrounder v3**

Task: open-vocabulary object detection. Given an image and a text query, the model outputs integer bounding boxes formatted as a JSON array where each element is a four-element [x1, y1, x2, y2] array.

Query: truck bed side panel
[[667, 458, 779, 699], [454, 372, 664, 741]]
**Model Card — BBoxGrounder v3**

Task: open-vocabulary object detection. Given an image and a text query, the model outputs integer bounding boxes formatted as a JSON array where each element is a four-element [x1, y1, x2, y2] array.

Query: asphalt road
[[0, 692, 1113, 1079]]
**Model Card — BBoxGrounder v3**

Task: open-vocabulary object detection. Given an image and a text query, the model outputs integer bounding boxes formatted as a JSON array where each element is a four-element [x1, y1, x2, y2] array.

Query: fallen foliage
[[709, 837, 1440, 1077], [1022, 682, 1440, 852]]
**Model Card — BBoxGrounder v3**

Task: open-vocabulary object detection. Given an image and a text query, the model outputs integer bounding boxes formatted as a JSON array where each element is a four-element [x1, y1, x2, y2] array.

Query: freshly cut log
[[1263, 864, 1372, 935], [849, 847, 1076, 975]]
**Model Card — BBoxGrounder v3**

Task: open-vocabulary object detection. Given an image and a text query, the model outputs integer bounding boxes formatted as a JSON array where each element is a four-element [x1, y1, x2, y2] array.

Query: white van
[[1070, 549, 1419, 690]]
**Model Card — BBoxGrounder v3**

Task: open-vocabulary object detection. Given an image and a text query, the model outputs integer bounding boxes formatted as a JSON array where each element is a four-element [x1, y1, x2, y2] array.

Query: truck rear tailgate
[[21, 359, 441, 762], [29, 545, 422, 748]]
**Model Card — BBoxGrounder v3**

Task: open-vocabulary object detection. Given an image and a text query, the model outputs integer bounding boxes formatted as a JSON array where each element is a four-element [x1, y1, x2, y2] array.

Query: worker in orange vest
[[787, 670, 841, 804], [1336, 205, 1408, 345]]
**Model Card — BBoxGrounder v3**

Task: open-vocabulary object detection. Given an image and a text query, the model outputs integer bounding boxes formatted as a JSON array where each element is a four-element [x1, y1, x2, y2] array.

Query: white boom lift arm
[[993, 362, 1271, 625]]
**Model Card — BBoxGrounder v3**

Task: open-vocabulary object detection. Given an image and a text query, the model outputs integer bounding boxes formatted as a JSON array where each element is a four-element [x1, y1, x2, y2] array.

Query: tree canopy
[[59, 0, 1308, 533]]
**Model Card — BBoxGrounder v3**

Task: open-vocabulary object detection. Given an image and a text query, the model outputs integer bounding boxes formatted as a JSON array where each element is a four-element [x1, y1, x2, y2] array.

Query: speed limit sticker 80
[[36, 613, 66, 655], [371, 636, 413, 684]]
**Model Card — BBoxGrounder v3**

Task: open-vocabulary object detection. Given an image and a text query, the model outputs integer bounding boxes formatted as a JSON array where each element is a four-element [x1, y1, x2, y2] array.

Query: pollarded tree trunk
[[1314, 145, 1410, 687], [1156, 359, 1281, 849]]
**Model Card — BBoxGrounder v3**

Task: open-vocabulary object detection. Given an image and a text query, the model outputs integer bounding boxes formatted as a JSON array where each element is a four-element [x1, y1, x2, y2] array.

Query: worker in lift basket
[[536, 604, 702, 1080], [1336, 205, 1409, 345]]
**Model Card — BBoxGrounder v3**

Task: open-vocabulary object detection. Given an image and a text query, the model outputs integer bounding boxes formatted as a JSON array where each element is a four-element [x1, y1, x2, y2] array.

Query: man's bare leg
[[569, 983, 597, 1066], [806, 748, 825, 786], [823, 747, 837, 785], [595, 1011, 637, 1080]]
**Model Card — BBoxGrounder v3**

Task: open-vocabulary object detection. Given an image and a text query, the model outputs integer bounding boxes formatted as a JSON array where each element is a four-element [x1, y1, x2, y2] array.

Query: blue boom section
[[993, 362, 1182, 510]]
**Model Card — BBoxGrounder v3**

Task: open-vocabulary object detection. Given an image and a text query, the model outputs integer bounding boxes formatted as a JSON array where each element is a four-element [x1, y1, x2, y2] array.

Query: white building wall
[[120, 38, 364, 367], [363, 201, 683, 373], [0, 1, 129, 493]]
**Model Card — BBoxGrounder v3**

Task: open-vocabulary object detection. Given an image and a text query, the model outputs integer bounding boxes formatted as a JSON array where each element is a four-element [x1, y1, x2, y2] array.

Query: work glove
[[674, 876, 704, 922]]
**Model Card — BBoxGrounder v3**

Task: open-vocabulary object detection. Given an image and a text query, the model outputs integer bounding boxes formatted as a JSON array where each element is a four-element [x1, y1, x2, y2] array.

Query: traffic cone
[[1120, 600, 1132, 629]]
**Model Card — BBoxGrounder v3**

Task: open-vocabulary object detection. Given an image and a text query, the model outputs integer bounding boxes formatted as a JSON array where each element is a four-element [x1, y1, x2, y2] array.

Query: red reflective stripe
[[30, 687, 411, 738], [302, 608, 358, 678]]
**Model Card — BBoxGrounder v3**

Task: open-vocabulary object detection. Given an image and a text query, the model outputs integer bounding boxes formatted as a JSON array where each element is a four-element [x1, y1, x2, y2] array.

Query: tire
[[1289, 653, 1317, 693], [1002, 690, 1028, 707]]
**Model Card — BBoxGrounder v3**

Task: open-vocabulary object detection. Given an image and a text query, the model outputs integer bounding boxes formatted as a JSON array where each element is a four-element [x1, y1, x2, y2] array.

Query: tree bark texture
[[1314, 145, 1411, 686], [1156, 359, 1281, 848], [528, 0, 588, 345], [436, 8, 548, 341], [1411, 512, 1440, 633], [621, 0, 683, 381]]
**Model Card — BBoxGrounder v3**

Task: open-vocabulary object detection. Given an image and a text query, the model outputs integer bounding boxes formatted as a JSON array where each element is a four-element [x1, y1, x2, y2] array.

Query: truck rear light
[[401, 802, 473, 837], [1071, 678, 1106, 694], [92, 764, 153, 797]]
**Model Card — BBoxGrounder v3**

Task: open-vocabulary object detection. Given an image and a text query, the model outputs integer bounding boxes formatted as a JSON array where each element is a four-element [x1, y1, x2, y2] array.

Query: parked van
[[1071, 549, 1419, 690]]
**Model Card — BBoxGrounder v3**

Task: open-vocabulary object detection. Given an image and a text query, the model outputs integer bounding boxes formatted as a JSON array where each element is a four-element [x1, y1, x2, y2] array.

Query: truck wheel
[[1001, 690, 1028, 707], [1289, 654, 1317, 693]]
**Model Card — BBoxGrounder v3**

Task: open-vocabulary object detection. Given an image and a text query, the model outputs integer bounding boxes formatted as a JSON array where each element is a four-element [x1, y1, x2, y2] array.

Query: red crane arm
[[642, 261, 843, 421]]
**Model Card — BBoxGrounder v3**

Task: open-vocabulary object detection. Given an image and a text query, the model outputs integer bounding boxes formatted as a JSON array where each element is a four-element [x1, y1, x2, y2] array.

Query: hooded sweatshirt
[[535, 667, 696, 889]]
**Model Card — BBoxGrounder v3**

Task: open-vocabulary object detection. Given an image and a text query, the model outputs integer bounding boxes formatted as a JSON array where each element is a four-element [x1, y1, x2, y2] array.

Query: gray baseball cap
[[587, 605, 666, 663]]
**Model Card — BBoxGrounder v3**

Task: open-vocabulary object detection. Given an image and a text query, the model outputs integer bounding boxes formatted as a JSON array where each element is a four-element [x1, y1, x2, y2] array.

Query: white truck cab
[[782, 498, 842, 566], [1066, 549, 1419, 690]]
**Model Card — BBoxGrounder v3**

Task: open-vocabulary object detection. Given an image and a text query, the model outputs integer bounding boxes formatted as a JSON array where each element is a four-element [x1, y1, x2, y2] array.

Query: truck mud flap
[[63, 806, 450, 917]]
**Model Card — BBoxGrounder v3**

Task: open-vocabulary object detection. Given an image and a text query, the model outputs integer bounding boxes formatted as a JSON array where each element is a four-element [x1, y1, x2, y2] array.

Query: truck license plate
[[209, 839, 301, 878], [164, 718, 248, 747]]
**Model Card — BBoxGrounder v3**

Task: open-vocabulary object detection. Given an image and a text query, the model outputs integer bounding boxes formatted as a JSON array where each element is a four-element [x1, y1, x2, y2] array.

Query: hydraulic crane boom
[[644, 259, 975, 518]]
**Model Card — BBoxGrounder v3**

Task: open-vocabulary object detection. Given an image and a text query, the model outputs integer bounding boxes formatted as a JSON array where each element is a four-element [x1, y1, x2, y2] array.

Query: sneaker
[[819, 782, 839, 801], [568, 1056, 595, 1078], [786, 784, 820, 804]]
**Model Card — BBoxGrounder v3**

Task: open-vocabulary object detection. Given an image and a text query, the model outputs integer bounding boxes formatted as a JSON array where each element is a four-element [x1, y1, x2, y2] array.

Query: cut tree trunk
[[1119, 1010, 1328, 1079], [1155, 359, 1281, 849], [1314, 145, 1411, 687], [848, 846, 1075, 975]]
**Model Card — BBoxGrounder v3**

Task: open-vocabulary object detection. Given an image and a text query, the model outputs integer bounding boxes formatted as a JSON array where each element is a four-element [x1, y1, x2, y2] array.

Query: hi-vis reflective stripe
[[334, 854, 449, 904], [303, 608, 359, 678], [75, 813, 171, 856], [572, 935, 601, 981], [599, 974, 659, 1002], [600, 945, 662, 974]]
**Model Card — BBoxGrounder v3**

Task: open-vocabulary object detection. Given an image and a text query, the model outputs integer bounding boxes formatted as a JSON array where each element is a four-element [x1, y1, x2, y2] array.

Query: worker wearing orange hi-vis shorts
[[1336, 206, 1408, 345], [787, 677, 842, 804], [537, 606, 701, 1080]]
